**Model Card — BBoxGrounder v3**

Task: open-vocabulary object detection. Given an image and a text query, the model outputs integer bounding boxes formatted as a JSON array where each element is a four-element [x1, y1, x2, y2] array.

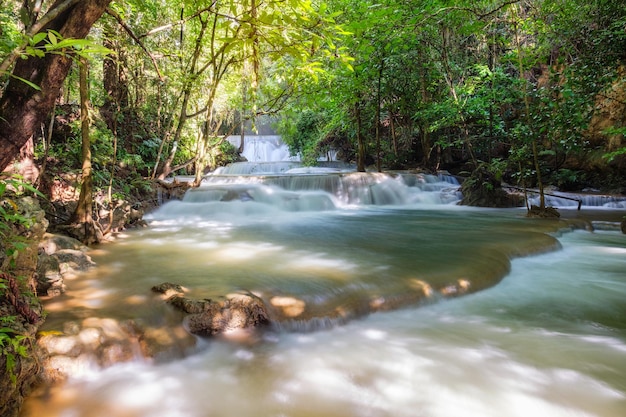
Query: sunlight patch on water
[[44, 287, 113, 312], [281, 251, 358, 278], [597, 246, 626, 255], [212, 241, 285, 262], [537, 330, 626, 354]]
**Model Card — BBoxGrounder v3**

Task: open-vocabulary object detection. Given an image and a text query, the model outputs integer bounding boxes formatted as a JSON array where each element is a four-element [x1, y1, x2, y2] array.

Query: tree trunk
[[513, 6, 546, 211], [70, 57, 100, 245], [355, 101, 366, 172], [390, 112, 398, 157], [0, 0, 113, 171], [418, 55, 432, 168], [239, 62, 248, 154], [375, 61, 383, 173], [156, 16, 209, 180], [101, 26, 129, 131]]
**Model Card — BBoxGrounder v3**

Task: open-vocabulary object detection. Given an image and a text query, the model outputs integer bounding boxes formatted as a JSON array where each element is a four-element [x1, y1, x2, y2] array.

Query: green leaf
[[31, 32, 47, 45], [48, 31, 57, 45], [10, 75, 41, 91], [0, 327, 18, 335]]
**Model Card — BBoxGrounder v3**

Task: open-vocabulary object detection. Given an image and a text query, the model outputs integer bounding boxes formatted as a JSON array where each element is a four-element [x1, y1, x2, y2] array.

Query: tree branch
[[138, 3, 217, 38], [414, 0, 521, 27], [170, 156, 198, 174], [105, 7, 165, 81], [185, 106, 208, 118], [0, 0, 81, 75]]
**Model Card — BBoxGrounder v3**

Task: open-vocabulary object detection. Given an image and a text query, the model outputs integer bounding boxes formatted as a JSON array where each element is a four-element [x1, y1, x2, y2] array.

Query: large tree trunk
[[0, 0, 112, 171]]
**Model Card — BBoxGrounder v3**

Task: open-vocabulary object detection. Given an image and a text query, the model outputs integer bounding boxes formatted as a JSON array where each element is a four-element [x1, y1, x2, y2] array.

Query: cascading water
[[21, 141, 626, 417], [167, 170, 462, 217], [526, 190, 626, 208], [226, 135, 298, 163]]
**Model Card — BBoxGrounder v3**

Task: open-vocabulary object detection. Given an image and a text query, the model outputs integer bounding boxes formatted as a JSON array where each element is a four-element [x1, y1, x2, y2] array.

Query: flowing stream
[[21, 141, 626, 416]]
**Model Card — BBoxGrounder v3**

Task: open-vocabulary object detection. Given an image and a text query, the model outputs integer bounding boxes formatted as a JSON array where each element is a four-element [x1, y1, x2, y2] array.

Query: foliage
[[603, 127, 626, 163], [282, 110, 328, 165], [0, 175, 43, 268], [2, 0, 625, 198], [0, 322, 30, 385], [0, 175, 41, 385], [213, 140, 240, 167]]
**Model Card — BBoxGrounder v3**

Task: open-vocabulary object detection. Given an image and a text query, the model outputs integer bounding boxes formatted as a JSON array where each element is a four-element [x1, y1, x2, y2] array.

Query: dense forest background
[[0, 0, 625, 218]]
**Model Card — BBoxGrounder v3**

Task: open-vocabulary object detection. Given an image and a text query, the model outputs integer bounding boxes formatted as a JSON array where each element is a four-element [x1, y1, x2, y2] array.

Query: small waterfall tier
[[226, 135, 297, 162], [212, 161, 354, 175], [526, 190, 626, 208], [171, 165, 463, 219]]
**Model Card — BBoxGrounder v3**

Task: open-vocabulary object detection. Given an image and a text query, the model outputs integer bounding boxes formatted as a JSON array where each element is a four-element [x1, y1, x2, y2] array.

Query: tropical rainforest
[[1, 0, 625, 200], [0, 1, 625, 415]]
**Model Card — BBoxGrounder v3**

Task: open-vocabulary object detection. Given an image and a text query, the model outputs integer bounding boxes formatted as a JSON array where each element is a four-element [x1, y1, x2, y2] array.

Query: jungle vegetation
[[0, 0, 625, 233]]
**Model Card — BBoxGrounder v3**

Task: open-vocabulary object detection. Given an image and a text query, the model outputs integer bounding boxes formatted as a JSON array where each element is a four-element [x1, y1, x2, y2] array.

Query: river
[[20, 152, 626, 417]]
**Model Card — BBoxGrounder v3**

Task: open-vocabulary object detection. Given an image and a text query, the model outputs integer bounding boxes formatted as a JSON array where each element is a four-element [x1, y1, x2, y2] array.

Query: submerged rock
[[151, 282, 186, 299], [183, 293, 270, 336], [155, 284, 270, 336], [38, 317, 197, 383]]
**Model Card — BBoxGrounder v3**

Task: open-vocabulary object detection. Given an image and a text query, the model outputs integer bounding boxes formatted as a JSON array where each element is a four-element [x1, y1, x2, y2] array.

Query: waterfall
[[226, 135, 298, 162], [26, 141, 626, 417], [526, 190, 626, 208], [163, 170, 462, 221], [160, 136, 463, 218], [226, 135, 340, 163]]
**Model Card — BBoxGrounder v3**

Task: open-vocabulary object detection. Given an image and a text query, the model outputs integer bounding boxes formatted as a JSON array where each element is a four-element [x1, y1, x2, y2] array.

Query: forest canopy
[[0, 0, 625, 199]]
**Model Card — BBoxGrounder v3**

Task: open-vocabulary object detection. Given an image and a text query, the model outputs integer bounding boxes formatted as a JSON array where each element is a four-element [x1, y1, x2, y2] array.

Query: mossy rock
[[459, 165, 524, 208]]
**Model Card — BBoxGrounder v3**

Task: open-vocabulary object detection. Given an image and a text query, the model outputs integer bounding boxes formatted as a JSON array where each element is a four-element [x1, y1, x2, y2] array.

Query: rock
[[7, 197, 49, 282], [35, 253, 64, 296], [37, 317, 197, 383], [0, 353, 39, 417], [168, 294, 270, 336], [167, 296, 212, 314], [36, 234, 95, 297], [38, 233, 88, 255], [527, 205, 561, 218], [52, 249, 96, 275], [621, 219, 626, 234], [270, 296, 306, 318], [0, 196, 47, 417], [151, 282, 186, 299], [55, 222, 104, 246], [459, 165, 524, 208]]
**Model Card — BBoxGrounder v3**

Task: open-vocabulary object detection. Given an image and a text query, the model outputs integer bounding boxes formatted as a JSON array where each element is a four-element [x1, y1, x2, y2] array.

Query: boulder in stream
[[459, 164, 524, 208], [154, 285, 271, 336], [183, 293, 270, 336]]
